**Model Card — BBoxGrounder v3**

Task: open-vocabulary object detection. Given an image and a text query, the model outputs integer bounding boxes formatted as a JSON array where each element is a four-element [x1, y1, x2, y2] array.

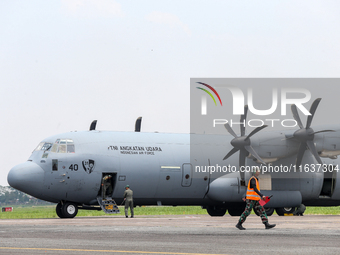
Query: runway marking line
[[0, 247, 230, 255]]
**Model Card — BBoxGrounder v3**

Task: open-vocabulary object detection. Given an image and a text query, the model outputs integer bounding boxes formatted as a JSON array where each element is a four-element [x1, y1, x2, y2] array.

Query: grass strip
[[0, 205, 339, 219]]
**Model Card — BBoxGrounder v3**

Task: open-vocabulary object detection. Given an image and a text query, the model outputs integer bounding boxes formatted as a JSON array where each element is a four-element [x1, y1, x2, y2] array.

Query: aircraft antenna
[[90, 120, 97, 131], [135, 117, 142, 132]]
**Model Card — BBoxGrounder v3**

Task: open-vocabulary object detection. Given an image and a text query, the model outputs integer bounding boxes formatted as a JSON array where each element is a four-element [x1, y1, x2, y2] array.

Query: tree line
[[0, 186, 51, 206]]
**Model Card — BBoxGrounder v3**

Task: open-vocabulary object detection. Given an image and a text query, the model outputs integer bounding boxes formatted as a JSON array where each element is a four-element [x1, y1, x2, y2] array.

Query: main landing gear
[[206, 206, 227, 216], [56, 201, 78, 218]]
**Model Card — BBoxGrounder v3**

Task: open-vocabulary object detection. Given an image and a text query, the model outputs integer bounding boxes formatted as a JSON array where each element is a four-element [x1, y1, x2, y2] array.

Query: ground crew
[[102, 175, 112, 200], [293, 204, 306, 216], [124, 185, 134, 218], [236, 169, 276, 230]]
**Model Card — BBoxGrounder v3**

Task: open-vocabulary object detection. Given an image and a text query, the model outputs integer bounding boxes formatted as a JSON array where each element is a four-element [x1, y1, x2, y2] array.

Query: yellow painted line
[[0, 247, 229, 255]]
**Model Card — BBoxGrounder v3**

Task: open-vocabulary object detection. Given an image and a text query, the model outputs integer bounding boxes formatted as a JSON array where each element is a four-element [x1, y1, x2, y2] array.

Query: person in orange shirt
[[236, 169, 276, 230]]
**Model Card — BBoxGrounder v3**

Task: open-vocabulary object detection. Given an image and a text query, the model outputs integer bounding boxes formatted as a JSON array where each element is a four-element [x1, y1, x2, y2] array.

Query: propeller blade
[[245, 125, 268, 141], [239, 148, 247, 168], [89, 120, 97, 131], [306, 140, 323, 165], [291, 104, 304, 129], [296, 142, 307, 168], [223, 147, 239, 160], [224, 123, 238, 138], [240, 105, 248, 136], [312, 130, 335, 135], [306, 98, 321, 129], [245, 145, 266, 165]]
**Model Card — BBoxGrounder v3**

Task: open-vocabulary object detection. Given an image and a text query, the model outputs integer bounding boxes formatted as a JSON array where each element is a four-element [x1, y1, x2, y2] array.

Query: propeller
[[223, 105, 267, 182], [290, 98, 334, 168]]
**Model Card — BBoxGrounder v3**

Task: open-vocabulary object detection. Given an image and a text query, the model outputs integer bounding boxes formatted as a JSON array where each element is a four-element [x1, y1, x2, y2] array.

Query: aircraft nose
[[7, 161, 44, 197]]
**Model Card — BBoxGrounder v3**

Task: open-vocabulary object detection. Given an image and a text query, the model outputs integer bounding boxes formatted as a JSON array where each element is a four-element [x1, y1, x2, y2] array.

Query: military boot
[[264, 222, 276, 229], [235, 222, 246, 230]]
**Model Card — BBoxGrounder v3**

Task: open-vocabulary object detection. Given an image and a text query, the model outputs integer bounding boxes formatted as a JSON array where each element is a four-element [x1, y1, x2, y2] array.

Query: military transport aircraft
[[7, 99, 340, 218]]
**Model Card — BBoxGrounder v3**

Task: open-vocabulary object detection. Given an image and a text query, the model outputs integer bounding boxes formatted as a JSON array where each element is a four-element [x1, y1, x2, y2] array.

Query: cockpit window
[[50, 139, 75, 153], [41, 143, 52, 151], [67, 144, 75, 153], [34, 142, 52, 152], [57, 144, 67, 153], [35, 142, 44, 151]]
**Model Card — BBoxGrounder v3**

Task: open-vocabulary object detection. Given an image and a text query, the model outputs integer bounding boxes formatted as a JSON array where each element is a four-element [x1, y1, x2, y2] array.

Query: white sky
[[1, 0, 340, 186]]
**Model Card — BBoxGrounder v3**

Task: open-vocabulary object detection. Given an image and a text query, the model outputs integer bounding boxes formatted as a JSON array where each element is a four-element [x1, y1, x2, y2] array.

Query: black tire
[[264, 207, 274, 216], [206, 206, 227, 217], [56, 202, 65, 218], [276, 207, 295, 216], [254, 207, 274, 216], [228, 206, 245, 216], [61, 202, 78, 218]]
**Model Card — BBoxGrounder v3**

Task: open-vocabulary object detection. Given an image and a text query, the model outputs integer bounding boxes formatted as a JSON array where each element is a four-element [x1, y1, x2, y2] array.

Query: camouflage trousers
[[238, 199, 268, 224]]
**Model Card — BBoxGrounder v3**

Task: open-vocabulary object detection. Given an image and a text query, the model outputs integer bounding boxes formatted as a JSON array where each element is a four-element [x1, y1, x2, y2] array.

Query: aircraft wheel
[[62, 202, 78, 218], [276, 207, 295, 216], [206, 206, 227, 217], [56, 202, 65, 218], [253, 207, 274, 216], [228, 206, 244, 216], [264, 207, 274, 216]]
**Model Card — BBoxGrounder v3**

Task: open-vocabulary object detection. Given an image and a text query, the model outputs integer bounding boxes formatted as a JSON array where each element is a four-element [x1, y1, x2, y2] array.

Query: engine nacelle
[[207, 172, 303, 207]]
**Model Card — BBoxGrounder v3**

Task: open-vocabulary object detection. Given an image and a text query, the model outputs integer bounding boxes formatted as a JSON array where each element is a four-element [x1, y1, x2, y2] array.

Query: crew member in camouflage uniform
[[124, 185, 134, 218], [102, 175, 112, 200], [236, 169, 276, 230]]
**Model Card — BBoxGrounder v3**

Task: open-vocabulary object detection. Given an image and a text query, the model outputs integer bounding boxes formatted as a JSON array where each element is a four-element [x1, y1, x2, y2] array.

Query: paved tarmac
[[0, 214, 340, 255]]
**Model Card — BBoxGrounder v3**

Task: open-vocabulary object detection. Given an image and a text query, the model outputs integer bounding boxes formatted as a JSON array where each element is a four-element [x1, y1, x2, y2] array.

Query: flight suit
[[124, 188, 134, 217], [102, 175, 112, 200]]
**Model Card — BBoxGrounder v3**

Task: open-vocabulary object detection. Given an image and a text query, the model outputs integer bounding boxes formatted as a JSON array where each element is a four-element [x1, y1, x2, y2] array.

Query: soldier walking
[[236, 169, 276, 230], [124, 185, 134, 218]]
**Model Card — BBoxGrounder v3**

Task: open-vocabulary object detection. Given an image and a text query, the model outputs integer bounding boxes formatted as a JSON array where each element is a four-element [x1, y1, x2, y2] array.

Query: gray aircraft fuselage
[[7, 126, 340, 217]]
